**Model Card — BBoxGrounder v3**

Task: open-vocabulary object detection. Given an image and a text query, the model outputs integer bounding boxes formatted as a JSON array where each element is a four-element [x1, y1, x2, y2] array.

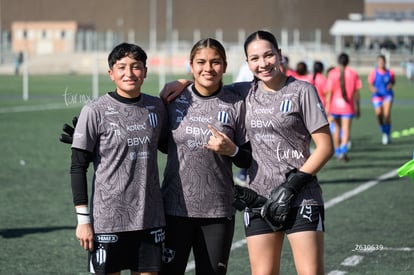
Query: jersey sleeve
[[367, 69, 376, 85], [300, 83, 329, 134], [71, 104, 99, 153]]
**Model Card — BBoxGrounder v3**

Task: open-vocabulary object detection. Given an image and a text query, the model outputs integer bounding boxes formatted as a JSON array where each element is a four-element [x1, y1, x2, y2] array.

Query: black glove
[[59, 116, 78, 144], [233, 185, 267, 211], [261, 169, 313, 227]]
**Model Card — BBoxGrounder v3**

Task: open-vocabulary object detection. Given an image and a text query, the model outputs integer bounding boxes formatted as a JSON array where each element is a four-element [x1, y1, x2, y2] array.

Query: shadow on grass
[[319, 176, 397, 185], [0, 226, 75, 238]]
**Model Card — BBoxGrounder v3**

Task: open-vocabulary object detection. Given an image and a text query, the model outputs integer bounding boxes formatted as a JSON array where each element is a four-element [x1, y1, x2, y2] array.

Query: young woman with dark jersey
[[160, 38, 251, 275], [235, 30, 333, 275]]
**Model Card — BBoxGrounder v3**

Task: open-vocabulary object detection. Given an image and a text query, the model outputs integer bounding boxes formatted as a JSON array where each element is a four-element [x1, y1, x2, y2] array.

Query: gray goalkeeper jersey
[[162, 84, 247, 218], [245, 78, 328, 207], [72, 93, 167, 233]]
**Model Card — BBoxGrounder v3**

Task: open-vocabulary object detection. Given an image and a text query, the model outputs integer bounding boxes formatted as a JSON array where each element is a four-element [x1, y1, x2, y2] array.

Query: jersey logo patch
[[162, 247, 176, 263], [148, 112, 158, 128], [217, 111, 229, 124], [95, 244, 107, 265], [280, 99, 292, 113]]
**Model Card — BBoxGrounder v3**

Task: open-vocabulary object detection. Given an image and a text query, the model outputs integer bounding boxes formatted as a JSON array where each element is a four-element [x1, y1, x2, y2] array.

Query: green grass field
[[0, 73, 413, 274]]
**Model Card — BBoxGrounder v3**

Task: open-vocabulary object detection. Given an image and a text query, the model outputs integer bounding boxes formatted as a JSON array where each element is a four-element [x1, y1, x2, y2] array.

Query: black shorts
[[161, 215, 235, 275], [244, 205, 325, 237], [88, 228, 164, 274]]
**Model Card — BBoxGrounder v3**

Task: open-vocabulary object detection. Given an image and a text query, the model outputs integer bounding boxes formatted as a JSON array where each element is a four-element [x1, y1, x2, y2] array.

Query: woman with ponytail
[[325, 53, 362, 161]]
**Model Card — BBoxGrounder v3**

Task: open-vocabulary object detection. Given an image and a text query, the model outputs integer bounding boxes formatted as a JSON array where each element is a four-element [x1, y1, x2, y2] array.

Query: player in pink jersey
[[281, 55, 296, 77], [312, 61, 328, 107], [325, 53, 361, 161], [367, 54, 395, 145], [294, 61, 313, 82]]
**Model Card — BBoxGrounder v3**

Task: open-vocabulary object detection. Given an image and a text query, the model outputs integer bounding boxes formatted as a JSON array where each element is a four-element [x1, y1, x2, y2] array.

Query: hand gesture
[[204, 125, 237, 157]]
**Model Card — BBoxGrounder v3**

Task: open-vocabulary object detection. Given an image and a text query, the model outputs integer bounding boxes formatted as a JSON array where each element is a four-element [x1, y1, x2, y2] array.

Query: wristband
[[76, 206, 91, 224], [230, 146, 239, 157]]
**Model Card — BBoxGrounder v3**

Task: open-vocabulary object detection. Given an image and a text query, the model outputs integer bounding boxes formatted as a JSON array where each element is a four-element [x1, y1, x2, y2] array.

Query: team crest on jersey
[[217, 111, 229, 124], [280, 99, 292, 113], [95, 244, 107, 265], [162, 247, 176, 263], [148, 112, 158, 128]]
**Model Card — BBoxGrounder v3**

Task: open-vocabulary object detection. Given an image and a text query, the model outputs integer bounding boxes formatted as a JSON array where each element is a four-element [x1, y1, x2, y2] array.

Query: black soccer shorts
[[244, 205, 325, 237], [88, 227, 164, 274]]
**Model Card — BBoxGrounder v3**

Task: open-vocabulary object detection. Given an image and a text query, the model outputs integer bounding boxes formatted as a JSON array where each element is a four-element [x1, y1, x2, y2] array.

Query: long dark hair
[[338, 53, 349, 102], [243, 30, 280, 90], [243, 30, 279, 57], [313, 61, 324, 83]]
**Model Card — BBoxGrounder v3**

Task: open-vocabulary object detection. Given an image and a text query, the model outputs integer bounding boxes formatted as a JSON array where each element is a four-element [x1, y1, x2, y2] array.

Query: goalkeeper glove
[[233, 185, 267, 211], [59, 116, 78, 144], [261, 169, 313, 227]]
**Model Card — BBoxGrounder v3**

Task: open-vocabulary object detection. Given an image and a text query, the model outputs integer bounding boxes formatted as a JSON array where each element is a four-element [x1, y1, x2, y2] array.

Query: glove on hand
[[233, 185, 267, 211], [262, 169, 313, 227], [59, 116, 78, 144]]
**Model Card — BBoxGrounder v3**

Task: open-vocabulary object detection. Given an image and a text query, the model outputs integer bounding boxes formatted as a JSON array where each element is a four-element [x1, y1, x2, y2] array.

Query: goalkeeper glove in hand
[[233, 185, 267, 211], [59, 116, 78, 144], [261, 169, 313, 227]]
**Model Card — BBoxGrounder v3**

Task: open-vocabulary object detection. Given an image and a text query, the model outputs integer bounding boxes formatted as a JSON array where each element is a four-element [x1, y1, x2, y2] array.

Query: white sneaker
[[382, 133, 390, 145]]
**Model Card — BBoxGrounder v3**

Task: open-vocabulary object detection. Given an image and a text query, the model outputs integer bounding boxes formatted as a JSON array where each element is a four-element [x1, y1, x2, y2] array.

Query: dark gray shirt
[[72, 93, 167, 233], [162, 84, 247, 218], [245, 78, 328, 206]]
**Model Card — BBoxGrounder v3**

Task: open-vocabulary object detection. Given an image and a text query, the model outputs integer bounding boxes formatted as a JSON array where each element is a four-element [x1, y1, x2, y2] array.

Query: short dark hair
[[108, 42, 147, 69]]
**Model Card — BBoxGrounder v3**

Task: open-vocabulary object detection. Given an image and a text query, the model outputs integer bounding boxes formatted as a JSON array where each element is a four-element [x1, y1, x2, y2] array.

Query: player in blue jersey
[[367, 54, 396, 145]]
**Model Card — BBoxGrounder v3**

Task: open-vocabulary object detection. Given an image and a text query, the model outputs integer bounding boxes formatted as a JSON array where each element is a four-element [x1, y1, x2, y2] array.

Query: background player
[[325, 53, 361, 161], [367, 54, 396, 145]]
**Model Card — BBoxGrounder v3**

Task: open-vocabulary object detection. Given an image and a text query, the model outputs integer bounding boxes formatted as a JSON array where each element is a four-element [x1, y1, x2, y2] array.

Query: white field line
[[186, 169, 399, 273], [341, 255, 364, 266], [0, 103, 81, 114]]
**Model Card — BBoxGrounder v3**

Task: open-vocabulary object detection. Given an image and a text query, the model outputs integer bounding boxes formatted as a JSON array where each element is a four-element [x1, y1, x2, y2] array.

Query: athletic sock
[[335, 147, 341, 157], [340, 144, 348, 154]]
